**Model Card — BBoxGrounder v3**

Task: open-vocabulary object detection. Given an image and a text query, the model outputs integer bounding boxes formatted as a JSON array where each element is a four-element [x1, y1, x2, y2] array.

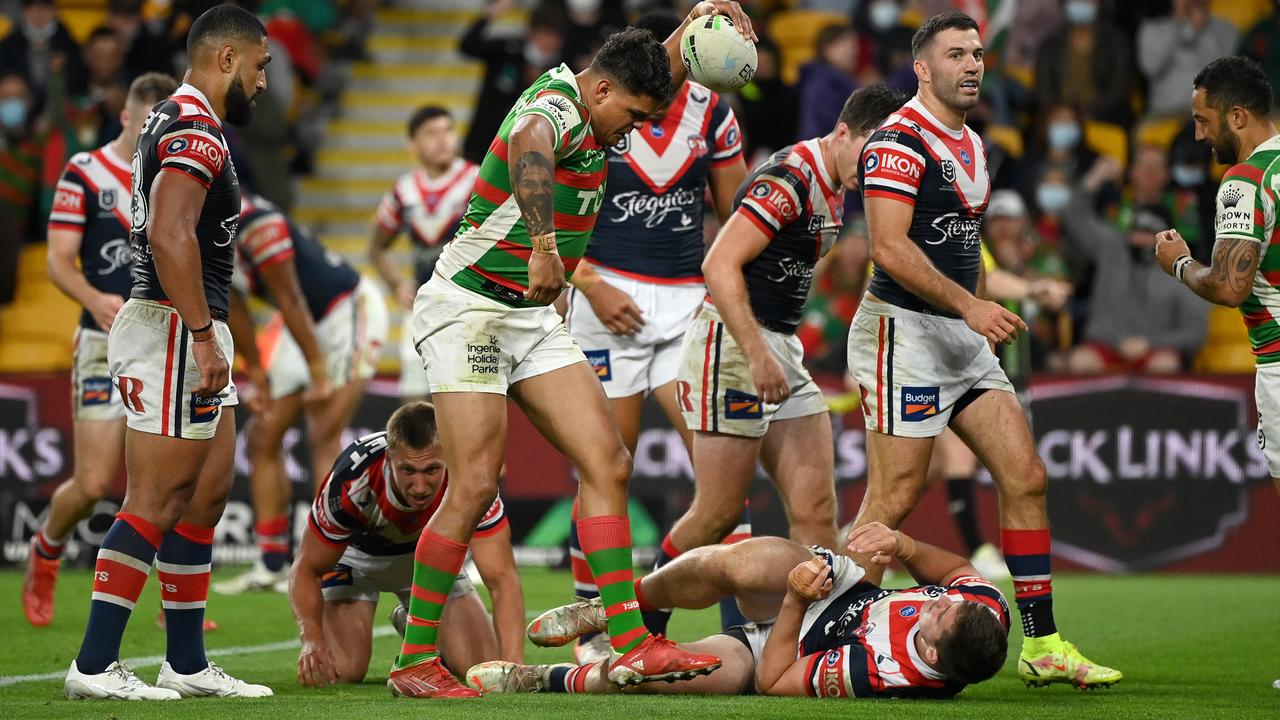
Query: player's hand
[[585, 279, 645, 336], [303, 359, 333, 404], [786, 556, 833, 604], [689, 2, 758, 42], [1028, 278, 1072, 313], [90, 293, 125, 333], [297, 638, 340, 688], [1154, 228, 1192, 275], [396, 279, 418, 310], [846, 522, 899, 565], [962, 299, 1027, 345], [525, 251, 568, 305], [243, 366, 272, 415], [749, 349, 789, 404], [191, 331, 230, 398]]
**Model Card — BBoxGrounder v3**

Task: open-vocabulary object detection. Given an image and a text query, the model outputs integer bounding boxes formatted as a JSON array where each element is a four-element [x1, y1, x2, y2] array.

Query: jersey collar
[[1247, 133, 1280, 160], [173, 82, 222, 126], [906, 95, 964, 140], [906, 623, 948, 681]]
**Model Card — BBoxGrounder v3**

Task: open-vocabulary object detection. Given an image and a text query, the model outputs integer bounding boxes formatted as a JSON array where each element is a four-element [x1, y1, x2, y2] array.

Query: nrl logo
[[940, 159, 956, 183]]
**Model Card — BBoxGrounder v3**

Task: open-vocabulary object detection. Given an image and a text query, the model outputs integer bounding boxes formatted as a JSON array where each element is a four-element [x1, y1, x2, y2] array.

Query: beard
[[938, 79, 981, 113], [224, 74, 257, 127], [1209, 125, 1241, 165]]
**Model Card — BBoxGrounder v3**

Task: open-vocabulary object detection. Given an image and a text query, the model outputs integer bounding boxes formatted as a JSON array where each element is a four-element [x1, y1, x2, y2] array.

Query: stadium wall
[[0, 373, 1275, 573]]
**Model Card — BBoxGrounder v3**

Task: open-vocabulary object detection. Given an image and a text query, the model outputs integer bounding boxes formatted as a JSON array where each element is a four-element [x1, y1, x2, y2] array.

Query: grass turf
[[0, 566, 1277, 719]]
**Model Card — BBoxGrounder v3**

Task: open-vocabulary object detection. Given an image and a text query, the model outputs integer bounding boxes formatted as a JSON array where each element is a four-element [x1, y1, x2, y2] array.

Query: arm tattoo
[[512, 151, 555, 237], [1210, 236, 1260, 296]]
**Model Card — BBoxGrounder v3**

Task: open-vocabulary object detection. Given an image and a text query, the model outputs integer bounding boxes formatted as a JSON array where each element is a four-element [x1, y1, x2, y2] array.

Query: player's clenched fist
[[787, 556, 833, 603], [190, 330, 230, 398], [962, 298, 1027, 345]]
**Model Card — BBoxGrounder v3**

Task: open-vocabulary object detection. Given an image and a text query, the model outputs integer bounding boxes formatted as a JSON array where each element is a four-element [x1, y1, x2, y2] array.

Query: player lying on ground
[[289, 402, 523, 687], [215, 191, 389, 594], [478, 521, 1008, 698]]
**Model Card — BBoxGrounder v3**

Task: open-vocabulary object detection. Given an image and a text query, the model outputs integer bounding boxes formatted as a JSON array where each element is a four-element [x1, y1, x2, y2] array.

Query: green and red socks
[[576, 515, 649, 654], [397, 529, 467, 668]]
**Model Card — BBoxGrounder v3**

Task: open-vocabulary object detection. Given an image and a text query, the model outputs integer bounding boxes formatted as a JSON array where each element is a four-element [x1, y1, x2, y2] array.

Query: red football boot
[[387, 657, 481, 699], [607, 634, 721, 685], [22, 545, 59, 626]]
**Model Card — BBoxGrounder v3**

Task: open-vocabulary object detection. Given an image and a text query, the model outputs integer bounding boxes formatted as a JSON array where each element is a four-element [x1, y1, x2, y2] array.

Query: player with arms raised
[[388, 3, 757, 699], [846, 11, 1120, 689], [23, 72, 178, 627], [63, 6, 272, 701]]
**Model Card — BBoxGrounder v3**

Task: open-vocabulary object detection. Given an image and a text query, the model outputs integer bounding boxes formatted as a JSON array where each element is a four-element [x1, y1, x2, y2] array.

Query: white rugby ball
[[679, 15, 758, 94]]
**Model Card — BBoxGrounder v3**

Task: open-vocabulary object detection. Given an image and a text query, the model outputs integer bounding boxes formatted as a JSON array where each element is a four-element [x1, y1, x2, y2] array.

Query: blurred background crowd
[[2, 0, 1275, 382]]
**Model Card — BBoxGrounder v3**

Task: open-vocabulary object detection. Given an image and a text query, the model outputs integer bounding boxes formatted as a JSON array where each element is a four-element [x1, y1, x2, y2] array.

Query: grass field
[[1, 566, 1278, 719]]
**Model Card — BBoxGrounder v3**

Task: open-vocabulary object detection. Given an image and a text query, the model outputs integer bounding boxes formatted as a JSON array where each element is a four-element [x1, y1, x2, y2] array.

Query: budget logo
[[901, 387, 939, 421], [584, 349, 612, 381], [81, 377, 112, 406], [190, 394, 221, 424], [724, 388, 762, 419]]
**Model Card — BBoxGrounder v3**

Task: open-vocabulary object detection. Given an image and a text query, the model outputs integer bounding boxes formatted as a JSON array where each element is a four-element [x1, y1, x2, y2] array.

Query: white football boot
[[155, 661, 273, 698], [64, 660, 181, 700], [211, 561, 288, 595]]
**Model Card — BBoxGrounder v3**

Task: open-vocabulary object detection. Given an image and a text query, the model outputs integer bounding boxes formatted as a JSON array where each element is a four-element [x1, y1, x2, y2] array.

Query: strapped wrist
[[530, 232, 558, 255]]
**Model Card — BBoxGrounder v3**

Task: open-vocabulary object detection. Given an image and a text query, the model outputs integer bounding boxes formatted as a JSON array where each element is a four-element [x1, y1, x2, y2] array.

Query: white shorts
[[730, 547, 866, 664], [411, 274, 585, 395], [676, 304, 827, 438], [399, 311, 431, 398], [848, 299, 1014, 438], [72, 326, 124, 422], [1254, 363, 1280, 477], [320, 548, 474, 606], [565, 268, 705, 398], [107, 299, 238, 440], [261, 278, 389, 399]]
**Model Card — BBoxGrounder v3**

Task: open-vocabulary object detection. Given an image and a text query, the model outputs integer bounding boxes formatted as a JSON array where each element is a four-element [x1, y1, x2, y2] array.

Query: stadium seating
[[766, 10, 849, 85], [0, 246, 78, 372]]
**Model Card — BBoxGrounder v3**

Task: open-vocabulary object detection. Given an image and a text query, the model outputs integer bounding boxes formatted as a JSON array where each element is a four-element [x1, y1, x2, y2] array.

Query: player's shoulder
[[332, 431, 390, 477], [61, 151, 96, 180]]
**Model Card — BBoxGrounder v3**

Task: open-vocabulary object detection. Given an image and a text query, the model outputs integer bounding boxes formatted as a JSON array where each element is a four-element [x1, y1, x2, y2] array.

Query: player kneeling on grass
[[288, 402, 524, 686], [475, 522, 1008, 699]]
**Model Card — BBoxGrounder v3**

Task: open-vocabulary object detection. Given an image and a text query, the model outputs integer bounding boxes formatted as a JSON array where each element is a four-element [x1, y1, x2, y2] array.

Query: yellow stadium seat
[[1194, 305, 1254, 374], [986, 124, 1024, 159], [0, 339, 68, 373], [19, 245, 49, 284], [1209, 0, 1272, 32], [58, 7, 108, 45], [1135, 117, 1185, 150], [1085, 121, 1128, 166], [0, 15, 11, 41], [767, 10, 850, 85]]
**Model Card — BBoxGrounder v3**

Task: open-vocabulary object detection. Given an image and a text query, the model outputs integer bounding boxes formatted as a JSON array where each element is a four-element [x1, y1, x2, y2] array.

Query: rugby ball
[[679, 15, 757, 94]]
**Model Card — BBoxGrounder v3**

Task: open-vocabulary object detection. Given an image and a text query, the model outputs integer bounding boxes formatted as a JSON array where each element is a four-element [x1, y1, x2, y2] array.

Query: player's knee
[[449, 474, 500, 515], [78, 471, 115, 503], [245, 424, 280, 459], [335, 655, 369, 684], [579, 443, 633, 490], [1002, 459, 1047, 502]]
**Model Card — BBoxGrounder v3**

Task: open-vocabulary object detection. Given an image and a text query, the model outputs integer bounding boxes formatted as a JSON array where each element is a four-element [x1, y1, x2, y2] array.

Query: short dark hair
[[934, 602, 1009, 685], [838, 83, 907, 136], [128, 72, 179, 107], [634, 10, 682, 42], [816, 23, 855, 58], [186, 4, 268, 58], [591, 27, 674, 107], [87, 27, 120, 45], [407, 105, 451, 137], [910, 11, 980, 58], [386, 401, 440, 451], [1193, 56, 1273, 119]]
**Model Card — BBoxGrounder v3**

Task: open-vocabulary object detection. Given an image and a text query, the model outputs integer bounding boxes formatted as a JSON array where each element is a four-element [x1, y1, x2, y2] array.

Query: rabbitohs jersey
[[434, 63, 606, 307], [1213, 134, 1280, 364]]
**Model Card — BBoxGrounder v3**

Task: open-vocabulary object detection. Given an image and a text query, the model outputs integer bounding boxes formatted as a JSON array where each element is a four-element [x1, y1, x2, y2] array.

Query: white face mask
[[869, 1, 901, 31], [1036, 183, 1071, 214], [1171, 165, 1205, 187], [524, 43, 554, 69], [565, 0, 602, 15], [1064, 0, 1098, 25], [1047, 121, 1082, 151]]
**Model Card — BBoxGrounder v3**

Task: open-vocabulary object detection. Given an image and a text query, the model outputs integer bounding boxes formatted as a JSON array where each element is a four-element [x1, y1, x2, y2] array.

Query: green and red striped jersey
[[435, 64, 607, 306], [1215, 134, 1280, 364]]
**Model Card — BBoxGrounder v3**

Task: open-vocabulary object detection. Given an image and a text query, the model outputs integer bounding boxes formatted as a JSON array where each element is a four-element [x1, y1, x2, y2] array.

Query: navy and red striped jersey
[[375, 158, 478, 285], [235, 193, 360, 321], [587, 81, 742, 282], [48, 146, 134, 331], [128, 83, 240, 319], [308, 431, 507, 557], [859, 95, 991, 317], [728, 138, 843, 334], [799, 573, 1010, 699]]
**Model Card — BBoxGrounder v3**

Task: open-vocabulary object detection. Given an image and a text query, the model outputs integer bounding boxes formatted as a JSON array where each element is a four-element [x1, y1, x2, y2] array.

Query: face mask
[[1036, 183, 1071, 214], [1063, 0, 1098, 25], [523, 43, 554, 69], [1172, 165, 1205, 187], [0, 98, 28, 130], [22, 20, 57, 44], [1047, 121, 1081, 151], [565, 0, 601, 14], [869, 1, 901, 31]]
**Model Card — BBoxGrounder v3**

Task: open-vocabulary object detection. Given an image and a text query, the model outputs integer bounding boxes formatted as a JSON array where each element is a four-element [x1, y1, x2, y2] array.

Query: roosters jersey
[[129, 83, 240, 319], [800, 573, 1010, 699], [729, 139, 844, 334], [375, 159, 479, 285], [308, 431, 507, 557], [588, 81, 742, 282], [859, 96, 991, 317], [48, 146, 134, 331], [235, 194, 360, 321]]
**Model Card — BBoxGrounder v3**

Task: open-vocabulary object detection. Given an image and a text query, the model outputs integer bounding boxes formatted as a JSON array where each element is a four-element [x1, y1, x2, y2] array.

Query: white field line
[[0, 626, 397, 687]]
